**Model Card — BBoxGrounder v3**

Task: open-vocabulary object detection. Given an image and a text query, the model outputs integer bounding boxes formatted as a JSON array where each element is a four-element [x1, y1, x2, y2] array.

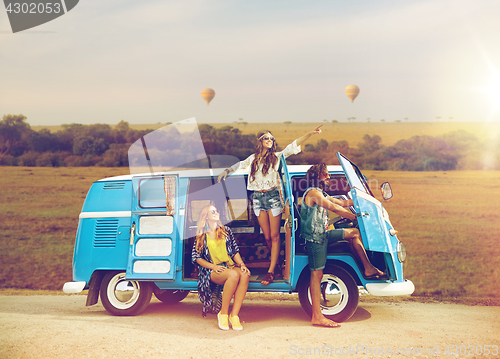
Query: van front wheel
[[100, 271, 152, 316], [298, 265, 359, 323]]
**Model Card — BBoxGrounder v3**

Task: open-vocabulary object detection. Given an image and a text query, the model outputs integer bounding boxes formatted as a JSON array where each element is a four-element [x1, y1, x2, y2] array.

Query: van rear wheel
[[298, 265, 359, 323], [100, 271, 152, 316]]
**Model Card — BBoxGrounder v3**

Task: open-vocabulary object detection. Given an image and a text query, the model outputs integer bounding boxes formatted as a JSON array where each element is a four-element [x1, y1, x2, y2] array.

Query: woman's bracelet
[[239, 263, 245, 267]]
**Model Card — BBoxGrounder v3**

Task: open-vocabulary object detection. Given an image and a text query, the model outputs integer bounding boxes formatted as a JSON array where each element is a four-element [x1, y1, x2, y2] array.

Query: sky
[[1, 0, 500, 126]]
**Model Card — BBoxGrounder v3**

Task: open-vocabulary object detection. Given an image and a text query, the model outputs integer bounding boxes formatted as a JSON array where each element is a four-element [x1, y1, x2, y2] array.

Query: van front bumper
[[63, 281, 86, 294], [365, 280, 415, 296]]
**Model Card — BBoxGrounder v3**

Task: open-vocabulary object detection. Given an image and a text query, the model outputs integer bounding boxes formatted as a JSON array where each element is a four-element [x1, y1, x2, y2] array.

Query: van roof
[[96, 164, 344, 182]]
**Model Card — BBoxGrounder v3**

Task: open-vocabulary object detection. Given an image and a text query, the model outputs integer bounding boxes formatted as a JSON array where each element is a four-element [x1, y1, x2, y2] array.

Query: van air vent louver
[[93, 219, 118, 247], [103, 182, 125, 190]]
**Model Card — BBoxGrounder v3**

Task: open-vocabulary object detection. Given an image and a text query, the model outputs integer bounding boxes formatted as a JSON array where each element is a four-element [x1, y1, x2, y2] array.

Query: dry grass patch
[[1, 167, 499, 302]]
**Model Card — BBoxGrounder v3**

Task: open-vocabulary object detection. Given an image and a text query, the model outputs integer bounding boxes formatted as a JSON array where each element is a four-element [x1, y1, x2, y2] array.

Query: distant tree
[[56, 123, 86, 152], [111, 120, 143, 144], [32, 128, 58, 152], [0, 114, 33, 156], [358, 134, 383, 154], [237, 118, 246, 127], [111, 120, 130, 144], [380, 119, 385, 122], [99, 144, 129, 167], [284, 121, 292, 131], [71, 124, 113, 156], [382, 135, 458, 171], [198, 124, 254, 159], [73, 136, 108, 156], [436, 116, 442, 122]]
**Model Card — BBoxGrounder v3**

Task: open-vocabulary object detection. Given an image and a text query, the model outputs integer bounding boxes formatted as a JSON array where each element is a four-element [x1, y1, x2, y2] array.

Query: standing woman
[[192, 204, 251, 330], [218, 126, 322, 285]]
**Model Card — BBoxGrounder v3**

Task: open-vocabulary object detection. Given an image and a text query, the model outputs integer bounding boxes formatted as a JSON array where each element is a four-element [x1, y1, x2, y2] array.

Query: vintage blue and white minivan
[[63, 118, 414, 322]]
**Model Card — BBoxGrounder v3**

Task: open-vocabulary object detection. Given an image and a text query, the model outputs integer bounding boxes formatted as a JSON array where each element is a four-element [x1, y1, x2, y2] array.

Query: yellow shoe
[[217, 312, 229, 330], [229, 315, 243, 331]]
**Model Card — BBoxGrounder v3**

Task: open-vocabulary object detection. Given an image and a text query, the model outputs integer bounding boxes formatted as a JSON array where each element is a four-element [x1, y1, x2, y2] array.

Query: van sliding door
[[126, 176, 179, 280]]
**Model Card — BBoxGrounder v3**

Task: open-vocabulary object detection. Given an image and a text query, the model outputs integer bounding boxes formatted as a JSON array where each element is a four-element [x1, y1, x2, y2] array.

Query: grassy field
[[32, 121, 500, 148], [1, 166, 499, 302]]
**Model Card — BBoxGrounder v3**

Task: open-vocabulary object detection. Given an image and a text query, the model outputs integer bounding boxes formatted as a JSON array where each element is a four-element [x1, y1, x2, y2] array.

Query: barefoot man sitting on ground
[[300, 163, 385, 328]]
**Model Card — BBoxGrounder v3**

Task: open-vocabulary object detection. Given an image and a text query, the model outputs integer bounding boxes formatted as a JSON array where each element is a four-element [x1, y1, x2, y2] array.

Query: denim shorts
[[252, 187, 282, 217], [306, 229, 345, 271]]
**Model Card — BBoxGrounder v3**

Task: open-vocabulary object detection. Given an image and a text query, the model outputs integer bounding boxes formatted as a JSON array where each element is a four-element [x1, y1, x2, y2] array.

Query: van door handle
[[129, 223, 136, 245]]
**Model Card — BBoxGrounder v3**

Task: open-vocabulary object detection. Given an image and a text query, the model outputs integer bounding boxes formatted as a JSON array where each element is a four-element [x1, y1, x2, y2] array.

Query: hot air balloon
[[201, 88, 215, 105], [345, 85, 360, 103]]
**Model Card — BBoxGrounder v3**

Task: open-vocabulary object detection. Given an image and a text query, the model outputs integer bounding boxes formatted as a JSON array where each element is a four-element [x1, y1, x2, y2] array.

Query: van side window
[[138, 178, 167, 209], [185, 176, 249, 233], [183, 175, 249, 280]]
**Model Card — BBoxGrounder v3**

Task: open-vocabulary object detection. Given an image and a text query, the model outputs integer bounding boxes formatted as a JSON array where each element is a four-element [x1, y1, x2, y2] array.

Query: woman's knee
[[270, 233, 280, 243], [239, 272, 250, 285], [227, 268, 241, 282]]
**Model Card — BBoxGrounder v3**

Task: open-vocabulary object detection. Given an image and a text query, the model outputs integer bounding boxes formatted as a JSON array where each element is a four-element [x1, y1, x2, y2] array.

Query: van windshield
[[337, 152, 374, 197]]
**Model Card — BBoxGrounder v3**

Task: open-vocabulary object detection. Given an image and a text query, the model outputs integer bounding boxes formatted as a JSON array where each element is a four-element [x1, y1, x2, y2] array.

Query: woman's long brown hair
[[195, 204, 227, 253], [250, 131, 278, 182]]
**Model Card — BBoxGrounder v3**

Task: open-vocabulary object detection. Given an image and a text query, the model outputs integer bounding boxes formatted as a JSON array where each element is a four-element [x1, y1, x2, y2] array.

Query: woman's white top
[[230, 140, 301, 191]]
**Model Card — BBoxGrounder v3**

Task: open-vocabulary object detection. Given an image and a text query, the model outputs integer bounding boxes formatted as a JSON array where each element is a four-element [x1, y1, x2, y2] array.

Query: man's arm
[[327, 196, 353, 208], [305, 189, 356, 220]]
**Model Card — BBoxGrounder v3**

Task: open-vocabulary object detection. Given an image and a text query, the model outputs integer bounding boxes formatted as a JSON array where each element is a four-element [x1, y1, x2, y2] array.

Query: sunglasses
[[210, 209, 219, 214], [261, 136, 274, 141]]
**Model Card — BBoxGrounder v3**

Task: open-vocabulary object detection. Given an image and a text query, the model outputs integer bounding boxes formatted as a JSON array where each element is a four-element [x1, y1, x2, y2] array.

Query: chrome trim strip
[[79, 211, 132, 219]]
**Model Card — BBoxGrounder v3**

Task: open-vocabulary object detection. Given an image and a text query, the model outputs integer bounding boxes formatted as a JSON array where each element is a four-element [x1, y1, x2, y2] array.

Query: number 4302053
[[5, 3, 62, 14]]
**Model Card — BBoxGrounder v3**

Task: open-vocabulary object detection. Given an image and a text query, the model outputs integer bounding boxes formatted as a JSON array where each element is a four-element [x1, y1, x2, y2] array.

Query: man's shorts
[[252, 187, 282, 217], [306, 229, 345, 271]]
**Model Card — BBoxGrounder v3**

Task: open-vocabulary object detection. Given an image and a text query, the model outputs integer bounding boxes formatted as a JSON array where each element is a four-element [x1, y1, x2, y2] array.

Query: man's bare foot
[[311, 317, 341, 328], [364, 267, 386, 278]]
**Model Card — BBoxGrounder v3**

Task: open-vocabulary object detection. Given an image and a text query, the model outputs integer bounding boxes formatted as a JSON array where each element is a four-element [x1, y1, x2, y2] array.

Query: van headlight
[[397, 241, 406, 262]]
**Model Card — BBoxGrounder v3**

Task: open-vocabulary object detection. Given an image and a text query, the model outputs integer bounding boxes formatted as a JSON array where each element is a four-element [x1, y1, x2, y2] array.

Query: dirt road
[[1, 294, 499, 358]]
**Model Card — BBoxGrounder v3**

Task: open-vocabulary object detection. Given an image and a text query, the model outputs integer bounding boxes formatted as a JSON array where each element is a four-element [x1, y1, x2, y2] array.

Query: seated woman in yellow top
[[192, 204, 251, 331]]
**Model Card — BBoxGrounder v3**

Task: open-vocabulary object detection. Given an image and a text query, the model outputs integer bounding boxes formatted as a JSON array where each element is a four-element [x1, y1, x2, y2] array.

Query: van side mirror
[[380, 182, 393, 200]]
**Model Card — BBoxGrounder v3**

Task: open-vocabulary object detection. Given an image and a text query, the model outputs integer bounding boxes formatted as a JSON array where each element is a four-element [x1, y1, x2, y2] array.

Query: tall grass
[[367, 170, 500, 299], [0, 167, 124, 289], [1, 167, 499, 300]]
